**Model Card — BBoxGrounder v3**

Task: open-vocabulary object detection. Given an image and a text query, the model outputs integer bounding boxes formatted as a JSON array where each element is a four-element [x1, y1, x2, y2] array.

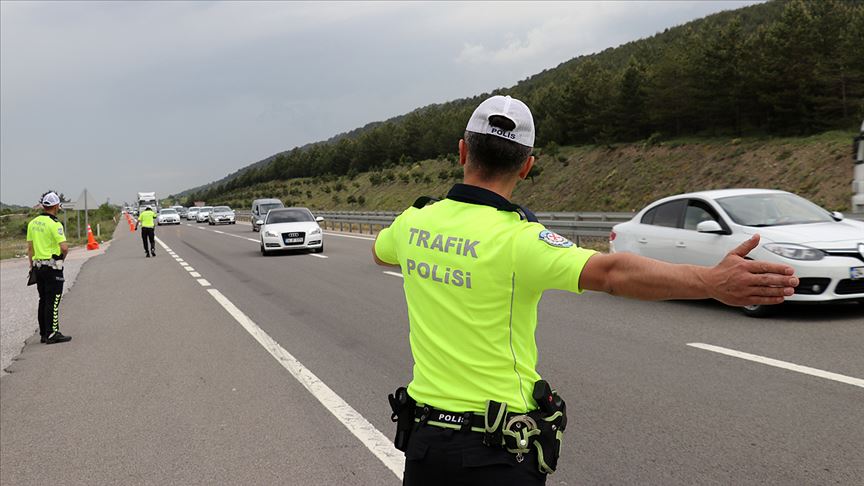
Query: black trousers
[[141, 227, 155, 254], [402, 424, 546, 486], [35, 266, 64, 338]]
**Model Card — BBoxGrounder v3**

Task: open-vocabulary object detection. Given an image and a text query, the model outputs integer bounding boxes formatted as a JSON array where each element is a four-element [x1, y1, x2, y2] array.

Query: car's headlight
[[264, 230, 278, 237], [763, 243, 825, 261], [309, 228, 321, 235]]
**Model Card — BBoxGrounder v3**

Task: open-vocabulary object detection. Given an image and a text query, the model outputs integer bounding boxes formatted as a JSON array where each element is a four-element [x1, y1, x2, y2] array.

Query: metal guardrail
[[235, 208, 863, 244], [235, 209, 631, 244]]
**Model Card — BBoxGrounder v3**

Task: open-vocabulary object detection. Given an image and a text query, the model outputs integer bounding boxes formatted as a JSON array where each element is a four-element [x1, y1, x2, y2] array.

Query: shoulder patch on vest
[[539, 230, 573, 248]]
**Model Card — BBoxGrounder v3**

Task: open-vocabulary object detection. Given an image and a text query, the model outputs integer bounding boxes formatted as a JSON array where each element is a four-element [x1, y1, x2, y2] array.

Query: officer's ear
[[517, 156, 535, 180], [458, 139, 468, 167]]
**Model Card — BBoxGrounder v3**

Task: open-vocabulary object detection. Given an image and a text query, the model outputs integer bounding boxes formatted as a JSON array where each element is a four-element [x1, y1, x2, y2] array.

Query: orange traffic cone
[[86, 224, 100, 250]]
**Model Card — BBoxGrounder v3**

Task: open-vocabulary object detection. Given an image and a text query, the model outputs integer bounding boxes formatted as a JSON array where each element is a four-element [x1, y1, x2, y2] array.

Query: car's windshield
[[214, 206, 231, 212], [716, 193, 833, 227], [159, 209, 177, 214], [199, 207, 212, 212], [259, 203, 282, 214], [189, 208, 198, 213], [267, 209, 313, 224]]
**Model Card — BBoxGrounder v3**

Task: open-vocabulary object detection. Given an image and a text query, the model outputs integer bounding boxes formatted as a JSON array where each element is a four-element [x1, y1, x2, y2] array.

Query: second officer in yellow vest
[[27, 191, 72, 344]]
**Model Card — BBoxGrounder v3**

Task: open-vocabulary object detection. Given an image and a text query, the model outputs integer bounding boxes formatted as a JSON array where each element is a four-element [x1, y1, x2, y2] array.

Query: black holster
[[388, 386, 416, 452]]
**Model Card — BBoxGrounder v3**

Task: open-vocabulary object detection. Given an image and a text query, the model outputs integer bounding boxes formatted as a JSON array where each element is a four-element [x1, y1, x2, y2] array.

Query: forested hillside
[[179, 0, 863, 206]]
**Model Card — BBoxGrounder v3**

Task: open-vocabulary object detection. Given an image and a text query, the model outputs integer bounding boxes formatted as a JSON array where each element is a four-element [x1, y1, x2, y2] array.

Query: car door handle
[[675, 241, 687, 248], [638, 238, 648, 244]]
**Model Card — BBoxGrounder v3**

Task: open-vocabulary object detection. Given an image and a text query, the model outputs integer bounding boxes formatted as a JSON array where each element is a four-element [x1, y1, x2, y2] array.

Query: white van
[[250, 198, 284, 232]]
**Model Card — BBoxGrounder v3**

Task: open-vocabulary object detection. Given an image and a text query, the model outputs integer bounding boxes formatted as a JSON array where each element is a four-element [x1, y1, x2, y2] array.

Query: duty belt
[[414, 405, 532, 434], [33, 259, 63, 270]]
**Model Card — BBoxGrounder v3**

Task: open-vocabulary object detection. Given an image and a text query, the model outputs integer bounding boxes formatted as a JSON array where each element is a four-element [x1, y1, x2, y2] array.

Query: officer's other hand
[[705, 234, 798, 307]]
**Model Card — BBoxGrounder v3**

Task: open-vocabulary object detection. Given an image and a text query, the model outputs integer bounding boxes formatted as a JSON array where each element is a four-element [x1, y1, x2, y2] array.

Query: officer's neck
[[461, 174, 519, 201]]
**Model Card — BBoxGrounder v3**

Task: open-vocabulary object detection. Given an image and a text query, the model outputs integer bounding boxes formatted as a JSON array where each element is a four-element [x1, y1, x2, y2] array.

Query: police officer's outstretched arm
[[579, 234, 799, 307]]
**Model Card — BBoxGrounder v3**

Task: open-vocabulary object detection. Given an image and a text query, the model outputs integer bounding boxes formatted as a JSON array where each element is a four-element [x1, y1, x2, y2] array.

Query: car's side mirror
[[831, 211, 844, 221], [315, 216, 324, 222], [696, 220, 724, 234]]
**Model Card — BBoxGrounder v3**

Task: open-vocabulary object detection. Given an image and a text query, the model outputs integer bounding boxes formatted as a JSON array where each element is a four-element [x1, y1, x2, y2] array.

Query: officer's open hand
[[704, 234, 798, 307]]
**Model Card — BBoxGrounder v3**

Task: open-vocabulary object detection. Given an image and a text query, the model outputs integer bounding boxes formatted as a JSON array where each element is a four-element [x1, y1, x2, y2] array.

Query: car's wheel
[[742, 304, 776, 318], [260, 244, 267, 256]]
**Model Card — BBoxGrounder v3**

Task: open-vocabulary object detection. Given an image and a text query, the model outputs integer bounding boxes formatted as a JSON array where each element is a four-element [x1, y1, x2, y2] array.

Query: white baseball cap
[[41, 191, 61, 207], [465, 95, 535, 148]]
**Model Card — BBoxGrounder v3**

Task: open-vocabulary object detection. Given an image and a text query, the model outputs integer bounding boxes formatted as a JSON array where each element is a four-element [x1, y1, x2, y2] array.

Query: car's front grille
[[835, 279, 864, 295], [824, 250, 864, 264], [795, 278, 831, 295], [282, 231, 306, 245]]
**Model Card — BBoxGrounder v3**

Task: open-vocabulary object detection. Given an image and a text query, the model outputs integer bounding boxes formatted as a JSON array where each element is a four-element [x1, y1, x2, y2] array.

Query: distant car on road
[[208, 206, 236, 225], [172, 205, 188, 217], [260, 207, 324, 255], [157, 208, 181, 225], [610, 188, 864, 317], [250, 198, 285, 232], [196, 206, 213, 223], [186, 207, 199, 221]]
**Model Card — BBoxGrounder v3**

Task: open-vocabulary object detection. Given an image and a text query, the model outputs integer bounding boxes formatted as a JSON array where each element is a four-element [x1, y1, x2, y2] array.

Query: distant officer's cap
[[465, 95, 535, 148], [41, 191, 61, 207]]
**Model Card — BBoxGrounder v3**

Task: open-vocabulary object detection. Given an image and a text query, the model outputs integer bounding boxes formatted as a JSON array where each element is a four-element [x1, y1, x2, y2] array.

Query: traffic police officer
[[136, 206, 157, 257], [27, 191, 72, 344], [373, 95, 799, 485]]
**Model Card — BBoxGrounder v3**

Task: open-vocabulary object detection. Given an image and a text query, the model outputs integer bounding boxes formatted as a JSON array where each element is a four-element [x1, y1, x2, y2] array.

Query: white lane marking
[[180, 262, 190, 267], [185, 267, 195, 272], [197, 279, 211, 287], [214, 230, 225, 234], [324, 231, 375, 241], [190, 272, 201, 277], [383, 271, 403, 278], [177, 260, 185, 264], [309, 254, 328, 259], [205, 288, 404, 479], [687, 343, 864, 388]]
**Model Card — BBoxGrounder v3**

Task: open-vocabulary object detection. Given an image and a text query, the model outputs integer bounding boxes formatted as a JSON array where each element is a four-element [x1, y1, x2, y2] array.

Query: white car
[[157, 208, 181, 225], [208, 206, 236, 225], [260, 208, 324, 255], [196, 206, 213, 223], [186, 207, 199, 221], [611, 188, 864, 317]]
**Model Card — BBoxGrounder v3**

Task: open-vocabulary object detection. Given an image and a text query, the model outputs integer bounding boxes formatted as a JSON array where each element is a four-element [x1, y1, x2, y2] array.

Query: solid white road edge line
[[205, 288, 404, 479], [383, 271, 403, 278], [687, 343, 864, 388]]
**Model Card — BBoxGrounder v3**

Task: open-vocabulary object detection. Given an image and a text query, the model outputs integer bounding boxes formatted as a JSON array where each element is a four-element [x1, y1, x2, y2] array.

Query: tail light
[[609, 231, 616, 241]]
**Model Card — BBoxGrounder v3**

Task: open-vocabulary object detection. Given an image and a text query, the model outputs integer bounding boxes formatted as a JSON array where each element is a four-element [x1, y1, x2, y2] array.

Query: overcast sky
[[1, 1, 760, 206]]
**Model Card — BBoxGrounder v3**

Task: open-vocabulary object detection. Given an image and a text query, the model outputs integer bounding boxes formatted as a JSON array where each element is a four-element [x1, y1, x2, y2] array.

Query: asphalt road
[[1, 220, 862, 485]]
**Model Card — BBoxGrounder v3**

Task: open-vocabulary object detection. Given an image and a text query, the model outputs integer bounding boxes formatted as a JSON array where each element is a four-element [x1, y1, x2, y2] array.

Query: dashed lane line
[[324, 232, 375, 241], [190, 272, 201, 278], [197, 278, 211, 287], [687, 343, 864, 388]]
